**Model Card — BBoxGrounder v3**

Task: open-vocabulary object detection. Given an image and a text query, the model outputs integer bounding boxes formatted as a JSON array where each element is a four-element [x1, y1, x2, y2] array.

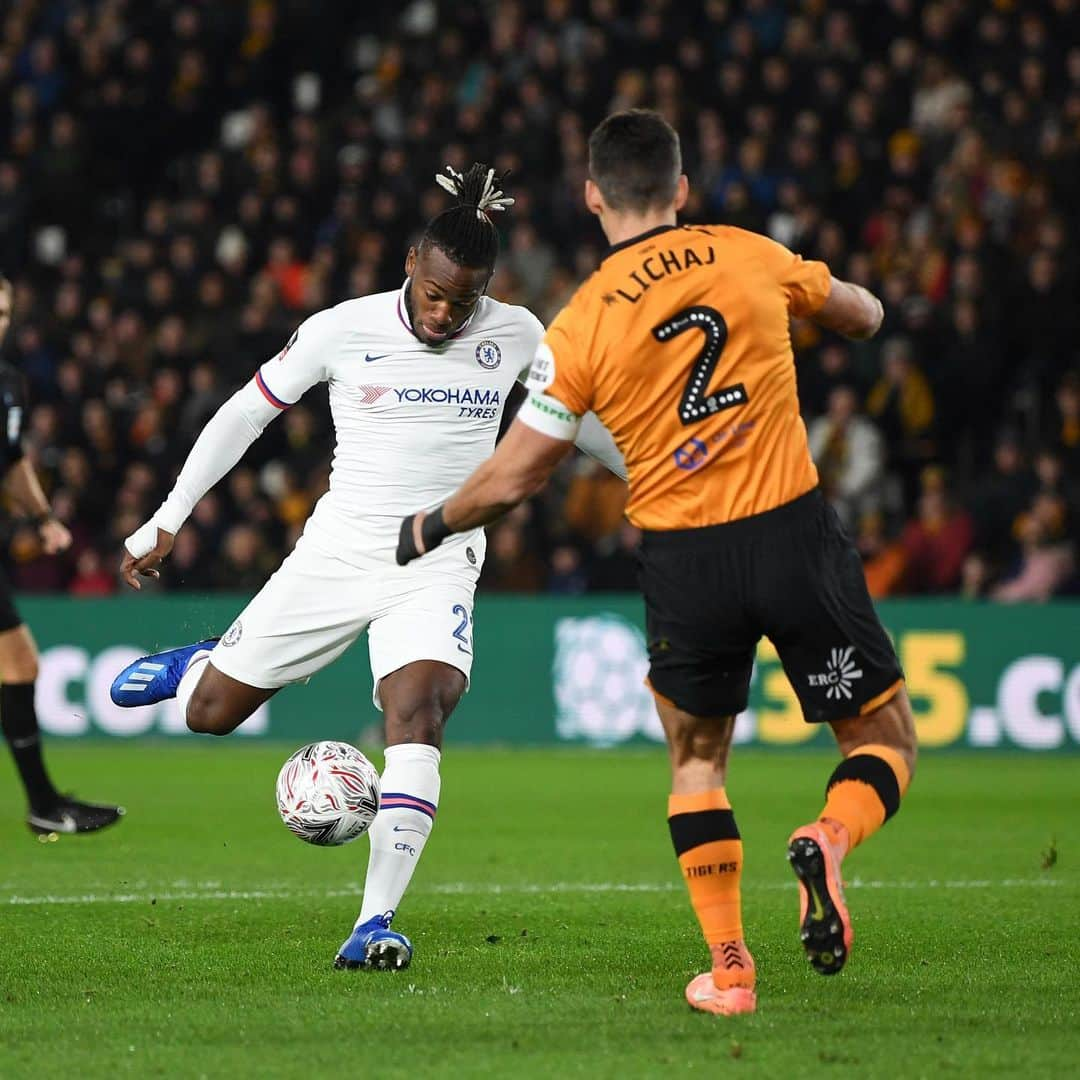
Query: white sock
[[356, 743, 441, 926], [176, 650, 213, 724]]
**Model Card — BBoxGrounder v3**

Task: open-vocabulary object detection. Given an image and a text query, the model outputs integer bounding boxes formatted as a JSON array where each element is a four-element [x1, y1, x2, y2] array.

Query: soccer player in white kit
[[110, 165, 625, 970]]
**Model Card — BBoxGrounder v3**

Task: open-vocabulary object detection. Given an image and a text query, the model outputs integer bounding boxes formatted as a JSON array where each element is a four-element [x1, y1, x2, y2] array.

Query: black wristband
[[420, 506, 452, 552], [396, 506, 453, 566]]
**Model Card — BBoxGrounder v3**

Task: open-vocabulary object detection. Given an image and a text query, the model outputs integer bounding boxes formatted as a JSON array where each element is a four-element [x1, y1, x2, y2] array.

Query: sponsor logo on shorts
[[475, 340, 501, 369], [808, 646, 864, 700], [221, 620, 243, 648]]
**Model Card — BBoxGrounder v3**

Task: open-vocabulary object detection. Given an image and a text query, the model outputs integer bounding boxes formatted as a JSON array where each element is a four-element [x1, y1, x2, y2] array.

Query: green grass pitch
[[1, 744, 1077, 1078]]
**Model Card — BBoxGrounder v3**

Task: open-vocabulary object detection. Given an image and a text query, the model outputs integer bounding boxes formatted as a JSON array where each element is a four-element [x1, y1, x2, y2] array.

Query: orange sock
[[818, 744, 912, 853], [668, 789, 754, 990]]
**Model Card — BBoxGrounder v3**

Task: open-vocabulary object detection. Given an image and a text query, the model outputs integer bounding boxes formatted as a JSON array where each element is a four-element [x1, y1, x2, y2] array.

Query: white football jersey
[[255, 282, 542, 568]]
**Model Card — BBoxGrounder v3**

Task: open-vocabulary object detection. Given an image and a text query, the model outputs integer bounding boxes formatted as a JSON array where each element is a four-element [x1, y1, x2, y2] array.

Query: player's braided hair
[[419, 163, 514, 271]]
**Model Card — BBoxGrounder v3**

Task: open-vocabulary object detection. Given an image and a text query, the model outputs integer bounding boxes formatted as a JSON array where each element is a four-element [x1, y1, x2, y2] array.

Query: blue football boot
[[334, 914, 413, 971], [110, 639, 219, 707]]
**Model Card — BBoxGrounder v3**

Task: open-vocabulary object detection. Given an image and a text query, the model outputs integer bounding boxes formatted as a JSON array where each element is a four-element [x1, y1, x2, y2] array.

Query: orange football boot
[[787, 823, 853, 974]]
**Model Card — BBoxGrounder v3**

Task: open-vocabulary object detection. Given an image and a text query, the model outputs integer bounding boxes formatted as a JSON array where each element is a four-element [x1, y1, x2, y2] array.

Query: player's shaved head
[[588, 110, 683, 213]]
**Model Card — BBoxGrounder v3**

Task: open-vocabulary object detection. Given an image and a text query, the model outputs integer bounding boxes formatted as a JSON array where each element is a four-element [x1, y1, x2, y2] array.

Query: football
[[275, 741, 381, 846]]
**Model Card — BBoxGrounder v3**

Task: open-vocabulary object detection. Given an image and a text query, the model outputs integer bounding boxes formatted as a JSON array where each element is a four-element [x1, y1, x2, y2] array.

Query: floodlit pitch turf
[[1, 745, 1076, 1078]]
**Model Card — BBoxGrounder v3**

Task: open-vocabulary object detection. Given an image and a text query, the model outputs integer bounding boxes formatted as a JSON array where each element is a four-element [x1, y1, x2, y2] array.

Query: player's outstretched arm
[[397, 419, 573, 565], [119, 379, 283, 589], [121, 311, 335, 589], [4, 457, 72, 555], [812, 277, 884, 341]]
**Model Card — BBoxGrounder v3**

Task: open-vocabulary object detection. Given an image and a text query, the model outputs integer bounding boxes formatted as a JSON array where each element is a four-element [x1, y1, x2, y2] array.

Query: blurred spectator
[[937, 297, 1004, 466], [589, 522, 642, 592], [961, 550, 993, 601], [991, 495, 1076, 602], [798, 342, 863, 420], [164, 525, 215, 591], [807, 385, 886, 530], [69, 549, 117, 597], [562, 460, 628, 544], [0, 0, 1077, 597], [856, 511, 908, 599], [899, 469, 974, 594], [211, 523, 276, 592], [1050, 373, 1080, 476], [970, 432, 1038, 569], [865, 337, 936, 507], [548, 544, 588, 595], [481, 514, 546, 592]]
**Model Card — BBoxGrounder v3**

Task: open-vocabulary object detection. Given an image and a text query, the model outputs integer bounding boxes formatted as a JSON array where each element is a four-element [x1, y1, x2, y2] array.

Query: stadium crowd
[[1, 0, 1079, 600]]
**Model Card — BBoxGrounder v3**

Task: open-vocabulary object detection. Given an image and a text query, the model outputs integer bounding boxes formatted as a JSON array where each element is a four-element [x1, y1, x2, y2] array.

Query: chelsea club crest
[[475, 340, 501, 370]]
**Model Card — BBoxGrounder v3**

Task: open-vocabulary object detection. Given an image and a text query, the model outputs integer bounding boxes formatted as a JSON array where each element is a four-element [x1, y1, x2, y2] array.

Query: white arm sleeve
[[125, 309, 339, 557], [124, 380, 280, 556], [573, 411, 627, 481], [253, 306, 336, 405]]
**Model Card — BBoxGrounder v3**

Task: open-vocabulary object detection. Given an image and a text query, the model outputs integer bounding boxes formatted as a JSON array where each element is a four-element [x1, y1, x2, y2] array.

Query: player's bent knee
[[0, 645, 39, 683], [836, 688, 918, 778], [385, 683, 462, 745], [663, 710, 735, 766], [6, 657, 39, 683], [381, 662, 465, 745], [387, 699, 449, 745], [186, 691, 243, 736]]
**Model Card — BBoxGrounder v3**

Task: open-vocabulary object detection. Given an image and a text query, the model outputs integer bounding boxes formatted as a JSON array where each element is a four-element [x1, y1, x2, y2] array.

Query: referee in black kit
[[0, 274, 122, 836]]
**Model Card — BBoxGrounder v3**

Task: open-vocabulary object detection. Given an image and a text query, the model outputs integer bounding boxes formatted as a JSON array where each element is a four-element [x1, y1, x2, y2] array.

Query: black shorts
[[0, 564, 22, 633], [639, 488, 903, 723]]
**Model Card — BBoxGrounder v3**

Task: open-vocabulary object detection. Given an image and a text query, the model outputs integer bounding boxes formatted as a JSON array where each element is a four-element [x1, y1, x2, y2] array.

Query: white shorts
[[209, 533, 478, 710]]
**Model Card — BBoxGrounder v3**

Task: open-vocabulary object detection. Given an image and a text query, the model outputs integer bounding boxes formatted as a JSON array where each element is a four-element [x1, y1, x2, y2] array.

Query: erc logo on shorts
[[221, 620, 243, 648], [808, 646, 863, 700]]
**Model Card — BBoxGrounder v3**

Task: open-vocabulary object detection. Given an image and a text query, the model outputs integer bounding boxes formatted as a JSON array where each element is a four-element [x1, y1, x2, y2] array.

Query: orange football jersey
[[533, 224, 831, 530]]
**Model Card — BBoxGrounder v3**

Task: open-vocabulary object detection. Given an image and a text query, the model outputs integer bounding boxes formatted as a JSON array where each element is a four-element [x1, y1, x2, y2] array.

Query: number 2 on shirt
[[652, 306, 748, 426]]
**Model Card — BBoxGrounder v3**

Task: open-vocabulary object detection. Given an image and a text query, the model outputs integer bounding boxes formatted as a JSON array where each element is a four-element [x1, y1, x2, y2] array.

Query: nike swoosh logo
[[29, 812, 76, 833], [392, 825, 424, 836], [808, 883, 825, 921], [365, 353, 389, 363]]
